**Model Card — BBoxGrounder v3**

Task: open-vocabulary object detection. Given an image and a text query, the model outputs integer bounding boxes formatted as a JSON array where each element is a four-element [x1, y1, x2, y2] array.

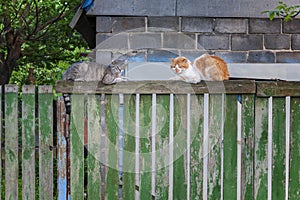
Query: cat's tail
[[63, 93, 71, 115]]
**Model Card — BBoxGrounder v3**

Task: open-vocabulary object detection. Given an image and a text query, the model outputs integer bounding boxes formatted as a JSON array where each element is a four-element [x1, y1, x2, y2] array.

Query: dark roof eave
[[69, 7, 96, 48]]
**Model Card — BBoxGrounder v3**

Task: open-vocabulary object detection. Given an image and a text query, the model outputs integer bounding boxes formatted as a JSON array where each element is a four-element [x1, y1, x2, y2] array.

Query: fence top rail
[[256, 81, 300, 97], [55, 80, 300, 96], [3, 80, 300, 96], [56, 80, 257, 94]]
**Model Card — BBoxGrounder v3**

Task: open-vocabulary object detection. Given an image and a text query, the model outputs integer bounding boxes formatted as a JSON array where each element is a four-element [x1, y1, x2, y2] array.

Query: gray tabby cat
[[62, 60, 127, 84], [62, 56, 128, 114]]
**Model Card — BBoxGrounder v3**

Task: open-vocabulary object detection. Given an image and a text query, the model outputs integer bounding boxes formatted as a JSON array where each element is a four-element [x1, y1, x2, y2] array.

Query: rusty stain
[[57, 98, 71, 199]]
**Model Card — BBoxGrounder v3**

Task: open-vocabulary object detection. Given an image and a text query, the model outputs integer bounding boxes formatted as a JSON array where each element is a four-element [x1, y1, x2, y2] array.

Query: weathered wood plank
[[208, 94, 223, 200], [122, 94, 136, 199], [70, 94, 85, 199], [155, 95, 170, 199], [190, 95, 204, 200], [139, 94, 152, 200], [38, 86, 54, 200], [56, 80, 256, 94], [173, 95, 187, 200], [57, 97, 68, 200], [272, 98, 286, 200], [22, 85, 36, 200], [289, 97, 300, 199], [4, 85, 19, 200], [87, 95, 101, 199], [254, 97, 268, 200], [241, 95, 255, 199], [223, 95, 238, 200], [105, 95, 120, 199], [257, 81, 300, 97]]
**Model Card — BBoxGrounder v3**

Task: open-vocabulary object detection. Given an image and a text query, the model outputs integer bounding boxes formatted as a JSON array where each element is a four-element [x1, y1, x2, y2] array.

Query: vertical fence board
[[173, 95, 187, 200], [70, 94, 85, 199], [105, 95, 120, 199], [272, 98, 286, 200], [6, 81, 300, 199], [254, 97, 268, 199], [22, 85, 36, 200], [208, 94, 223, 200], [190, 95, 204, 200], [5, 85, 19, 200], [241, 95, 255, 199], [139, 95, 152, 199], [87, 95, 101, 199], [289, 97, 300, 199], [123, 94, 136, 199], [155, 95, 170, 199], [38, 86, 53, 200], [223, 95, 238, 200], [57, 97, 67, 200]]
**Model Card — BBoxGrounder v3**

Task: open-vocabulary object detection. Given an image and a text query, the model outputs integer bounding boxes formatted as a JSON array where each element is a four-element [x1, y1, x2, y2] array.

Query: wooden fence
[[1, 80, 300, 200]]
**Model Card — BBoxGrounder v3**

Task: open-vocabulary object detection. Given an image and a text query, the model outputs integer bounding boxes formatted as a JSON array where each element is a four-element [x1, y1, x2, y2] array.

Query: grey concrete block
[[177, 0, 300, 17], [96, 17, 112, 33], [181, 17, 214, 33], [96, 51, 112, 65], [215, 18, 248, 33], [147, 17, 179, 32], [90, 0, 176, 16], [130, 0, 176, 16], [127, 52, 146, 62], [163, 33, 196, 49], [112, 17, 146, 32], [147, 49, 179, 62], [264, 34, 290, 50], [292, 34, 300, 50], [180, 50, 209, 61], [215, 52, 247, 63], [248, 51, 275, 63], [249, 19, 281, 34], [232, 35, 263, 51], [96, 33, 129, 50], [276, 52, 300, 63], [96, 33, 111, 45], [283, 19, 300, 33], [129, 33, 162, 49], [198, 35, 230, 50], [89, 0, 300, 18], [177, 1, 210, 17]]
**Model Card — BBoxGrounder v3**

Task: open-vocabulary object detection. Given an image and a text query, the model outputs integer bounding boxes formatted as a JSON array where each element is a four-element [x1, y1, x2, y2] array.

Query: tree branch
[[28, 3, 79, 41], [33, 4, 77, 36]]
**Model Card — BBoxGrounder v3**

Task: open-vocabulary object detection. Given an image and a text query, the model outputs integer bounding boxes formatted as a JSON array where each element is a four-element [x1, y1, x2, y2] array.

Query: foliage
[[9, 47, 87, 86], [262, 1, 300, 22], [0, 0, 88, 85]]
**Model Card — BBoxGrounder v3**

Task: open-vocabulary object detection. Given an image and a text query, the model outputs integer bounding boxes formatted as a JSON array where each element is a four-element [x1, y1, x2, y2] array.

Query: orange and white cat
[[170, 54, 229, 83]]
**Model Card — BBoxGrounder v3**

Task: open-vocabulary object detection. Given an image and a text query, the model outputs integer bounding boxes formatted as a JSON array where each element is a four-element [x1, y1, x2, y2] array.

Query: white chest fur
[[179, 64, 201, 83]]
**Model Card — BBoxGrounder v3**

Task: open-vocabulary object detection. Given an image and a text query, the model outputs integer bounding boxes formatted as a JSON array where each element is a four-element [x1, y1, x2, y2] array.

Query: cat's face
[[170, 56, 190, 74], [108, 64, 123, 76], [111, 60, 128, 71]]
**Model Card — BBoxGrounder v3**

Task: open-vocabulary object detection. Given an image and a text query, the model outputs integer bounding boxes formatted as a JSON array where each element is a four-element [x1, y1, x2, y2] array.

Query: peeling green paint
[[289, 98, 300, 199]]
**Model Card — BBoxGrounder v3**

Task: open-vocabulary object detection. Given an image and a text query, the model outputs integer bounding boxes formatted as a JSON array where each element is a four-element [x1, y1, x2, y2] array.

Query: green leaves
[[1, 0, 88, 85], [262, 1, 300, 22]]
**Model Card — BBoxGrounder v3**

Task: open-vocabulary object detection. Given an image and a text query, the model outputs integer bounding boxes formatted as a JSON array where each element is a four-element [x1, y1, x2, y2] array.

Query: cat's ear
[[170, 58, 175, 62], [181, 57, 188, 63]]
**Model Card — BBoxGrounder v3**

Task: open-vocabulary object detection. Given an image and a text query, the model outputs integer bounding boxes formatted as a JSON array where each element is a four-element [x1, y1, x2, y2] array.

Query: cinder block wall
[[95, 16, 300, 63]]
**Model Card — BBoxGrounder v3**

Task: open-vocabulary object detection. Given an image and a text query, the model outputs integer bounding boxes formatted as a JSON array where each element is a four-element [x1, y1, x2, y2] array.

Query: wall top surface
[[87, 0, 300, 17]]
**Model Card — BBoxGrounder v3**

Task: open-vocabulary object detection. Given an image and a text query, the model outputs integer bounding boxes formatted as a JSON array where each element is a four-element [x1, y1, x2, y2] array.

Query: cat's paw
[[169, 76, 182, 81], [188, 79, 200, 84], [115, 77, 128, 83]]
